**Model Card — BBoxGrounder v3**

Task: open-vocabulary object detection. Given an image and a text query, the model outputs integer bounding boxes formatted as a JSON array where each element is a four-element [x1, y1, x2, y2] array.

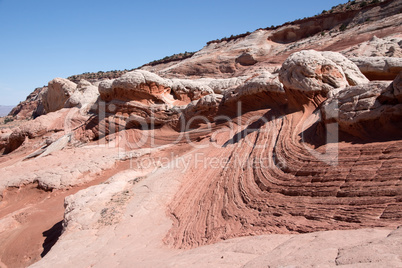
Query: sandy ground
[[0, 159, 131, 268]]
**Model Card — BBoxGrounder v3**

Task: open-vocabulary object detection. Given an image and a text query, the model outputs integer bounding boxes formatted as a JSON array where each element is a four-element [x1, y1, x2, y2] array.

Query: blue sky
[[0, 0, 346, 105]]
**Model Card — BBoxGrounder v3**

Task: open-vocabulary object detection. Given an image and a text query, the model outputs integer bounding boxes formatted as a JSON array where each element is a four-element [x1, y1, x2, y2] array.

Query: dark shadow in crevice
[[41, 220, 63, 258], [222, 109, 285, 147]]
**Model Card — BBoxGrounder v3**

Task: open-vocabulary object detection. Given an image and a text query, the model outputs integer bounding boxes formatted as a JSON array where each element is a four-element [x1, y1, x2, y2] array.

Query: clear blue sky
[[0, 0, 346, 105]]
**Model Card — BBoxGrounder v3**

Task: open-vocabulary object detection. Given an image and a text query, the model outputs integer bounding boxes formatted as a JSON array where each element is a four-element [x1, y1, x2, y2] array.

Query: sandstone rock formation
[[351, 56, 402, 80], [390, 70, 402, 102], [2, 108, 88, 154], [43, 78, 77, 113], [1, 1, 402, 267], [99, 69, 247, 106], [341, 35, 402, 58], [8, 87, 47, 119], [278, 50, 368, 108], [100, 70, 173, 104], [322, 78, 402, 140], [64, 79, 99, 111]]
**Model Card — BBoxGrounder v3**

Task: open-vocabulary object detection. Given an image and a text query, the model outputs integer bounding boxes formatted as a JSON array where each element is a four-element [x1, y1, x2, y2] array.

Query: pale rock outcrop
[[0, 128, 12, 152], [97, 79, 115, 101], [320, 51, 369, 86], [223, 71, 285, 102], [180, 94, 223, 128], [100, 70, 173, 104], [0, 145, 120, 193], [219, 71, 288, 112], [350, 56, 402, 80], [64, 80, 99, 111], [322, 78, 402, 140], [342, 35, 402, 58], [334, 227, 402, 267], [171, 76, 245, 101], [235, 52, 257, 66], [38, 133, 72, 158], [104, 100, 179, 128], [23, 134, 71, 160], [179, 72, 287, 126], [170, 79, 214, 102], [77, 79, 92, 88], [43, 78, 77, 113], [63, 170, 144, 232], [279, 50, 370, 108], [3, 108, 87, 154], [98, 70, 247, 105], [206, 77, 246, 94]]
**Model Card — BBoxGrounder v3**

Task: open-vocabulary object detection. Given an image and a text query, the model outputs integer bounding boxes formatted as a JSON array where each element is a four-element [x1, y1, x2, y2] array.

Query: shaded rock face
[[44, 78, 77, 113], [322, 72, 402, 140], [390, 71, 402, 102], [235, 52, 258, 66], [8, 87, 47, 119]]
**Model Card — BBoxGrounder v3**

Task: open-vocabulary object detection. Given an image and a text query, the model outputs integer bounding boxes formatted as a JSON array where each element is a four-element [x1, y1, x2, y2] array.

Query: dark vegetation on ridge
[[206, 0, 389, 45], [67, 51, 196, 83], [65, 0, 390, 84]]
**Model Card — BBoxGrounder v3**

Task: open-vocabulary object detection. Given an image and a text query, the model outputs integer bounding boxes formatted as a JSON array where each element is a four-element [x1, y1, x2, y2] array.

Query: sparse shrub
[[360, 1, 368, 7], [4, 117, 14, 124], [340, 23, 347, 31]]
